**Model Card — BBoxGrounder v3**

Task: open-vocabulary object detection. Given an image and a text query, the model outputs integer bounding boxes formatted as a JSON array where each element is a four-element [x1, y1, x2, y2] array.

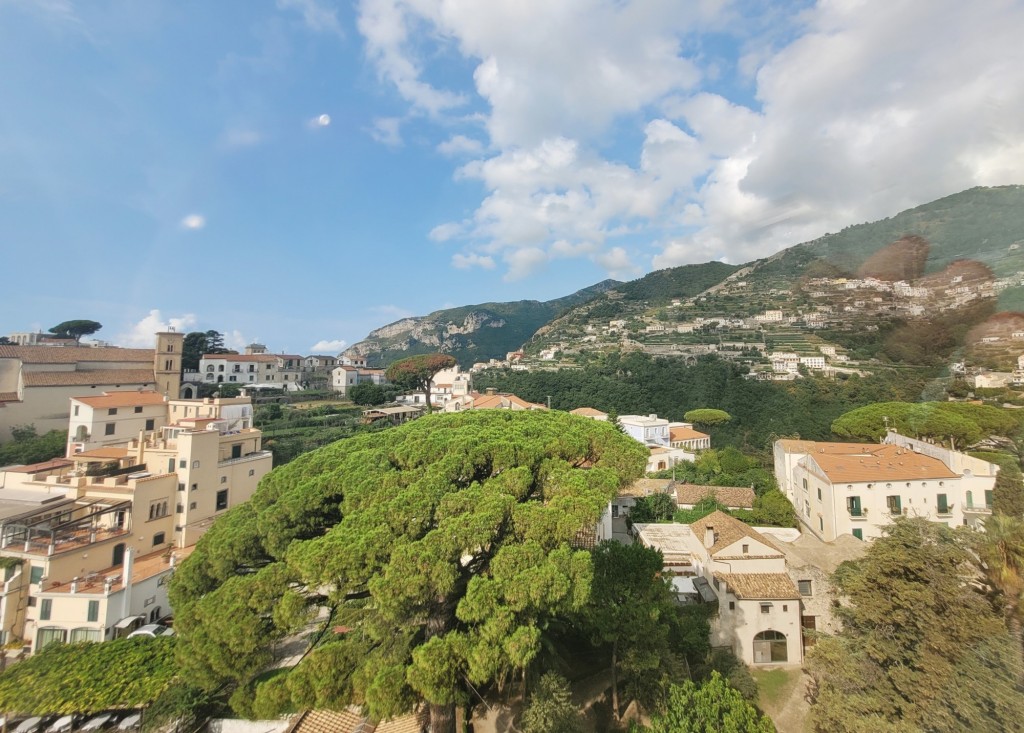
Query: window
[[218, 365, 224, 372], [177, 483, 185, 492], [40, 599, 52, 620], [149, 501, 168, 520], [134, 406, 143, 414], [742, 544, 749, 554], [36, 627, 66, 651], [803, 500, 810, 517], [817, 487, 822, 500], [191, 483, 197, 491], [852, 528, 863, 540], [73, 405, 79, 416], [229, 376, 237, 382], [176, 504, 183, 514], [802, 478, 808, 490], [105, 423, 115, 436], [108, 408, 117, 416], [189, 502, 197, 510], [937, 493, 949, 514], [847, 496, 862, 517], [153, 532, 165, 546], [886, 495, 902, 515], [216, 489, 228, 511], [143, 418, 155, 432], [783, 604, 788, 612], [728, 601, 735, 610], [192, 460, 200, 468], [164, 359, 173, 370], [798, 580, 812, 596], [220, 476, 227, 484], [760, 603, 772, 614], [87, 600, 99, 622], [179, 460, 186, 469], [248, 469, 255, 476], [30, 566, 43, 585], [753, 630, 788, 663], [71, 627, 100, 643], [985, 490, 994, 508]]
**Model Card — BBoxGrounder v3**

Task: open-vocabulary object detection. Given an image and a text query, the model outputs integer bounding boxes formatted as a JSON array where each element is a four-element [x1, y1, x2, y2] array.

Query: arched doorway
[[753, 630, 788, 663]]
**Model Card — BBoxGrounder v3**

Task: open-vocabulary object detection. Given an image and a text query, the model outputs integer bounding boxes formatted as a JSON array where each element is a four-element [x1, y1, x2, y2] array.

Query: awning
[[114, 615, 144, 629], [692, 576, 718, 604]]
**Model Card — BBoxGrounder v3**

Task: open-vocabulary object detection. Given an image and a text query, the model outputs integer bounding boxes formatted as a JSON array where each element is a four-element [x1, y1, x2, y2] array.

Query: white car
[[126, 624, 174, 639]]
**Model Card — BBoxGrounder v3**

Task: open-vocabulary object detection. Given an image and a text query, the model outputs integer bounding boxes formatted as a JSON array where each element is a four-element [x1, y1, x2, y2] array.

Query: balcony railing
[[847, 507, 867, 519], [964, 503, 993, 513], [218, 450, 272, 468]]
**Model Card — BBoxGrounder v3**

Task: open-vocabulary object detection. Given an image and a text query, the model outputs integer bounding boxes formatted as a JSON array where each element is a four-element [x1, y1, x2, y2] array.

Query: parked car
[[125, 624, 174, 639]]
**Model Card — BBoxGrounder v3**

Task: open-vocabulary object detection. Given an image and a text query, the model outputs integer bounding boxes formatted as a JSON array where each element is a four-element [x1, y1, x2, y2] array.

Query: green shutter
[[852, 528, 863, 540], [30, 566, 43, 585], [40, 599, 51, 621], [985, 490, 994, 508], [937, 494, 949, 514], [87, 600, 99, 622]]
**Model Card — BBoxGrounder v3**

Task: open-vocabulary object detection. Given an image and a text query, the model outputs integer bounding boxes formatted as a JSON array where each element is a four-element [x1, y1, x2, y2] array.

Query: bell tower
[[154, 330, 184, 398]]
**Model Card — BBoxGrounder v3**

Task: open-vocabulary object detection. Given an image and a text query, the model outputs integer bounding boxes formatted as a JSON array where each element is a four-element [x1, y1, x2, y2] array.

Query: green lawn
[[751, 667, 801, 709]]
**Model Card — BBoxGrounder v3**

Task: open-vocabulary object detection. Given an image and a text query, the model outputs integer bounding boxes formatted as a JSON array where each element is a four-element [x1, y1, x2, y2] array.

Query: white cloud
[[117, 310, 197, 348], [452, 252, 495, 269], [277, 0, 344, 36], [429, 221, 464, 242], [437, 134, 484, 157], [180, 214, 206, 230], [370, 117, 403, 147], [224, 330, 248, 352], [355, 0, 1024, 279], [310, 339, 348, 353]]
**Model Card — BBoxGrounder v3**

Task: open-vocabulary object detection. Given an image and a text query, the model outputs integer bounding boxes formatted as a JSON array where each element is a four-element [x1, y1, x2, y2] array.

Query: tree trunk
[[430, 702, 456, 733], [611, 639, 619, 721]]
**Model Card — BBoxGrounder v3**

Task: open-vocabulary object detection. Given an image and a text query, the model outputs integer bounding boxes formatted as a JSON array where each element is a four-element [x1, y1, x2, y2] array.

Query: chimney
[[485, 387, 497, 396], [70, 577, 78, 594], [704, 526, 715, 549]]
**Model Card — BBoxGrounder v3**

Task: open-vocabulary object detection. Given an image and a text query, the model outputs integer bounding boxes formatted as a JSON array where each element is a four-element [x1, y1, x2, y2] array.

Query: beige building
[[774, 432, 999, 541], [0, 392, 271, 653], [444, 388, 546, 412], [634, 511, 803, 667], [0, 332, 182, 440]]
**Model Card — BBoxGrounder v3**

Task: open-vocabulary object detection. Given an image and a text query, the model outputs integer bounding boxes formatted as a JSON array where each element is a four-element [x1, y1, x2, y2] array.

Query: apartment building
[[773, 432, 998, 541], [0, 393, 271, 653], [331, 365, 387, 395]]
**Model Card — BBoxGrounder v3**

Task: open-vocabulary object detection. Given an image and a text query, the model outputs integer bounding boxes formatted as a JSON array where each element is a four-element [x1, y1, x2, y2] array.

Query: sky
[[2, 0, 1024, 354]]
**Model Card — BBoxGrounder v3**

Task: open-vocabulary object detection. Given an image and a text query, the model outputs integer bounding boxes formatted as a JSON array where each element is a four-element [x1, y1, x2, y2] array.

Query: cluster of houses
[[0, 332, 272, 655]]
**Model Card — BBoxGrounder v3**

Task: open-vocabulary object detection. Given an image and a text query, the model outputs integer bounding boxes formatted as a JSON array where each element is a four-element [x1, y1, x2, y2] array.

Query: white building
[[634, 512, 803, 667], [331, 366, 386, 395], [773, 432, 998, 541], [769, 353, 800, 375]]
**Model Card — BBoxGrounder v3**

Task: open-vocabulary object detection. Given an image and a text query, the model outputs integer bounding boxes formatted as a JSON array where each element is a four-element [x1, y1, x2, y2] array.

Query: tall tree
[[806, 518, 1024, 732], [181, 330, 231, 371], [644, 671, 775, 733], [48, 319, 102, 342], [579, 541, 706, 721], [976, 514, 1024, 655], [385, 354, 457, 413], [683, 409, 732, 429], [170, 411, 648, 733], [520, 672, 584, 733]]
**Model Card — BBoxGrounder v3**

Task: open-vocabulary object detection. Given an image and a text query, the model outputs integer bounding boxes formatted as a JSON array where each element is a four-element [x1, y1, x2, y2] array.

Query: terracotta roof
[[619, 478, 674, 498], [776, 439, 878, 454], [670, 426, 710, 442], [808, 444, 957, 483], [22, 369, 155, 387], [5, 458, 73, 473], [715, 572, 800, 600], [469, 393, 546, 410], [0, 345, 153, 364], [689, 510, 782, 557], [675, 484, 755, 509], [377, 711, 429, 733], [570, 407, 608, 417], [72, 391, 166, 408], [74, 447, 131, 459], [0, 392, 19, 403]]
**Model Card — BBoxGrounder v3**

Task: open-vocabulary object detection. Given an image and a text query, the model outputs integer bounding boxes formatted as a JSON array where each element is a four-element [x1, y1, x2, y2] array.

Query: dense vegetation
[[473, 353, 933, 456], [0, 424, 66, 463], [806, 519, 1024, 732], [169, 411, 650, 732], [0, 638, 177, 715]]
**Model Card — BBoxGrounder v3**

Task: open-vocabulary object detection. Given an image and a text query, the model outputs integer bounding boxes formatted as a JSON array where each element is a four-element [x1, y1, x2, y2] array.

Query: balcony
[[217, 450, 272, 468], [847, 507, 868, 520], [964, 503, 993, 514]]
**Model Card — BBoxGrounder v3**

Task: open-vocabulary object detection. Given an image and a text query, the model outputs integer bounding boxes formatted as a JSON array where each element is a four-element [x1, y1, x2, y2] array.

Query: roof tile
[[23, 369, 156, 388]]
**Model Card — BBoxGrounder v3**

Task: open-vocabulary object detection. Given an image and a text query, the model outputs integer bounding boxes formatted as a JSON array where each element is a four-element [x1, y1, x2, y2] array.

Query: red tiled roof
[[72, 391, 166, 408], [0, 345, 153, 363], [0, 392, 19, 403], [670, 426, 710, 442], [22, 369, 156, 387], [675, 484, 755, 509], [715, 572, 801, 600]]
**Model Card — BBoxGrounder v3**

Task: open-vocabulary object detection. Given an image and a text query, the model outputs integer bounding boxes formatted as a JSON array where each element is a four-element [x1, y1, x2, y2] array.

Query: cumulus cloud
[[277, 0, 344, 36], [180, 214, 206, 230], [308, 113, 331, 129], [355, 0, 1024, 279], [224, 330, 248, 352], [437, 134, 484, 157], [370, 117, 403, 147], [118, 310, 197, 348], [452, 252, 495, 269], [429, 221, 464, 242], [310, 339, 347, 353]]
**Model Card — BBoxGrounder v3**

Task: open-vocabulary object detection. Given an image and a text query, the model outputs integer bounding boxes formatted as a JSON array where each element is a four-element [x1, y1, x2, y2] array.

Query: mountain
[[526, 185, 1024, 366], [343, 280, 619, 367]]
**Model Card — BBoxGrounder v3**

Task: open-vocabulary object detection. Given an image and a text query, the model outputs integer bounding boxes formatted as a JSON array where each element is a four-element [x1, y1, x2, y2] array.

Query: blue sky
[[2, 0, 1023, 354]]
